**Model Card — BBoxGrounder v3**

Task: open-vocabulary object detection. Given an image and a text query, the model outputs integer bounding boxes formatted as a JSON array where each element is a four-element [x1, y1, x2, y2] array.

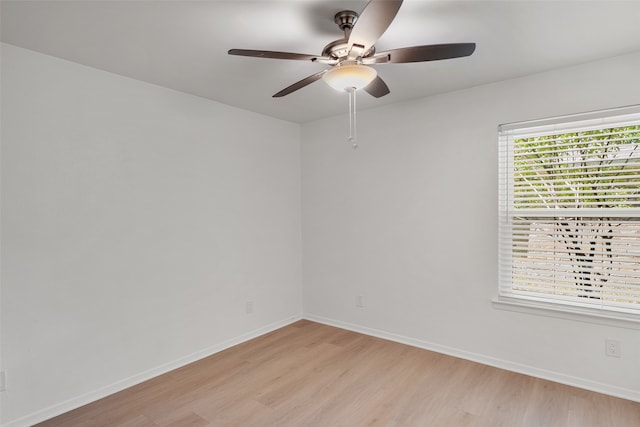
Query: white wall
[[1, 44, 302, 426], [302, 51, 640, 400]]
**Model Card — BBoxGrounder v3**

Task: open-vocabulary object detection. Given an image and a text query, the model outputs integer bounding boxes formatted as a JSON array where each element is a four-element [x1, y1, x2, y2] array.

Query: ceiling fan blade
[[364, 76, 390, 98], [374, 43, 476, 64], [273, 70, 327, 98], [228, 49, 320, 61], [347, 0, 403, 54]]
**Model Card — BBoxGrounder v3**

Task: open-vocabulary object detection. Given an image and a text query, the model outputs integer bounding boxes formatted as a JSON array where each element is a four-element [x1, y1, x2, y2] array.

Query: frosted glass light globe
[[322, 64, 377, 91]]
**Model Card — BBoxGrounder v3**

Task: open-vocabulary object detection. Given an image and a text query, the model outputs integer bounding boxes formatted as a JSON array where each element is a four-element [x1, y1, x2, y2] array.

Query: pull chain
[[347, 87, 358, 149]]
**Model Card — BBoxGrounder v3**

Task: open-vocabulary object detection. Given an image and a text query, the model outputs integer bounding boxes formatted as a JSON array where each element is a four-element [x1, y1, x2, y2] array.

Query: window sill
[[492, 296, 640, 330]]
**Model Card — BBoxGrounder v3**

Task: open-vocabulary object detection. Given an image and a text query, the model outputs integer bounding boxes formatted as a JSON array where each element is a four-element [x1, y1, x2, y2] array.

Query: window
[[498, 106, 640, 318]]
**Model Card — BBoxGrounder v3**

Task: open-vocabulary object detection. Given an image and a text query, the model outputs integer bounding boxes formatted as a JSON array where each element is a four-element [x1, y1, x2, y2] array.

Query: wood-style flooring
[[36, 320, 640, 426]]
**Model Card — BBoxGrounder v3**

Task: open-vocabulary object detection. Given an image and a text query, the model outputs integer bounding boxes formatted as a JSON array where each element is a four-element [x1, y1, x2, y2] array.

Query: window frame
[[496, 105, 640, 326]]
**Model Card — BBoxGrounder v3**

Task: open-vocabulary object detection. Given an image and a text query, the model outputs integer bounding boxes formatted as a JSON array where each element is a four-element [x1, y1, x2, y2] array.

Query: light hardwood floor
[[36, 320, 640, 426]]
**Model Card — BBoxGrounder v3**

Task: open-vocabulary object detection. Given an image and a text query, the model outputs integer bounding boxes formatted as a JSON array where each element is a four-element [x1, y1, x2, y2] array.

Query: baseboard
[[303, 313, 640, 403], [3, 313, 303, 427]]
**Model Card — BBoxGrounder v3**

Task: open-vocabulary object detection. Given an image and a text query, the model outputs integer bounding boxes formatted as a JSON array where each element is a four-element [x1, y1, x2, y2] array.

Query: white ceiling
[[2, 0, 640, 124]]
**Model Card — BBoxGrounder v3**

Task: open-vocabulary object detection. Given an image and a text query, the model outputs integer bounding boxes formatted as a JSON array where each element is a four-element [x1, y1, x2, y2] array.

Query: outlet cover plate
[[605, 339, 621, 357]]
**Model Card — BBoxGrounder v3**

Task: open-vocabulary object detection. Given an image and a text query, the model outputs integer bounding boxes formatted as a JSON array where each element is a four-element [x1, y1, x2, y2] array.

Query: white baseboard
[[303, 313, 640, 403], [3, 314, 303, 427]]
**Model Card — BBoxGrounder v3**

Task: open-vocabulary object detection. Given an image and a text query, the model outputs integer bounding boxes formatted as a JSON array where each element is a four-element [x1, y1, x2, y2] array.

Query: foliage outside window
[[498, 106, 640, 317]]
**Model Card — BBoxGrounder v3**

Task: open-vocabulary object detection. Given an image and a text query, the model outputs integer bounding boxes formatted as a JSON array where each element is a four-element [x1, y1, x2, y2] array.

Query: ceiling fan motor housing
[[323, 10, 375, 60]]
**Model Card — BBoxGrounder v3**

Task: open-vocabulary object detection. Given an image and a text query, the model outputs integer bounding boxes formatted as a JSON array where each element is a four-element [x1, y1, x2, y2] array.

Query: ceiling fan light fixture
[[322, 64, 377, 92]]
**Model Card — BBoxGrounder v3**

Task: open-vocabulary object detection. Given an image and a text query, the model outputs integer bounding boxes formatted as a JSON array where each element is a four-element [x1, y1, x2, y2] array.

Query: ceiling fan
[[228, 0, 476, 98]]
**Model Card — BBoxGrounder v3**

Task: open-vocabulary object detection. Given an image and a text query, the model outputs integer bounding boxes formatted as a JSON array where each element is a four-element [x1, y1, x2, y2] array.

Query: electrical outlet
[[605, 339, 621, 357], [356, 295, 365, 308], [245, 301, 254, 314], [0, 371, 6, 392]]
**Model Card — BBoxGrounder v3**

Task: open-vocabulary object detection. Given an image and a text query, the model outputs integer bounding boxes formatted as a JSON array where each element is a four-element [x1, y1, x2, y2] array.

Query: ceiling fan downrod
[[334, 10, 359, 39]]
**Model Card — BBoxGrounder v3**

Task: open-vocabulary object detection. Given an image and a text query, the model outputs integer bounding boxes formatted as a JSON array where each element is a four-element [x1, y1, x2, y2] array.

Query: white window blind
[[498, 106, 640, 316]]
